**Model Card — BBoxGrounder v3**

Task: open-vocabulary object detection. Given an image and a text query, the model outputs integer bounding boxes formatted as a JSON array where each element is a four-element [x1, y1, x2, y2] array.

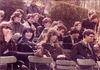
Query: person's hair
[[26, 14, 34, 20], [31, 0, 36, 2], [33, 13, 40, 17], [83, 29, 94, 38], [0, 10, 5, 17], [40, 29, 60, 48], [15, 9, 24, 15], [57, 24, 67, 32], [42, 17, 52, 24], [73, 21, 81, 27], [0, 21, 12, 42], [50, 21, 59, 27], [90, 14, 98, 20], [88, 10, 96, 17], [70, 28, 79, 35], [50, 20, 65, 28], [11, 11, 22, 21], [22, 28, 34, 41]]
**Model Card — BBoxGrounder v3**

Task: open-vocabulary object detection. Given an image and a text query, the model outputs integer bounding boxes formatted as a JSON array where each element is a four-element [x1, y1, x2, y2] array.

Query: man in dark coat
[[70, 29, 97, 61], [82, 14, 98, 30], [26, 0, 40, 14], [82, 10, 98, 31], [63, 28, 79, 50]]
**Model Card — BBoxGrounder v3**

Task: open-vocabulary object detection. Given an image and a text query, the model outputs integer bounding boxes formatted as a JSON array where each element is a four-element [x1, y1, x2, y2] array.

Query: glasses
[[89, 35, 94, 38]]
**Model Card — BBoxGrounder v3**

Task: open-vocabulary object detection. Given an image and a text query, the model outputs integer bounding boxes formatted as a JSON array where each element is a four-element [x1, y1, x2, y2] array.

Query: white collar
[[83, 39, 88, 45]]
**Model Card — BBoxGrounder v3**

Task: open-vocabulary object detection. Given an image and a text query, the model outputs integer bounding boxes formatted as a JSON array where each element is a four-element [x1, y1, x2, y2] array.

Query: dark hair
[[83, 29, 94, 38], [33, 13, 39, 18], [22, 28, 34, 41], [32, 0, 36, 2], [74, 21, 81, 27], [0, 21, 12, 42], [90, 14, 98, 20], [42, 17, 52, 24], [16, 9, 24, 15], [11, 12, 22, 21], [26, 14, 34, 20], [70, 28, 79, 35]]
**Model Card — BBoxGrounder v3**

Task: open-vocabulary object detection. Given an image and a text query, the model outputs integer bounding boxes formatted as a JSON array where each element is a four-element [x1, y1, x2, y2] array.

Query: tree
[[0, 0, 25, 21]]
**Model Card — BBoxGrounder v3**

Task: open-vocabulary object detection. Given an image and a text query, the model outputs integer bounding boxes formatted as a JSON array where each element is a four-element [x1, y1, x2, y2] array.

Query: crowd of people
[[0, 0, 100, 70]]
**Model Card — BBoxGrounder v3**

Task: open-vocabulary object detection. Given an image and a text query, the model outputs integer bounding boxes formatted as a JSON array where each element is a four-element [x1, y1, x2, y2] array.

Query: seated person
[[17, 28, 37, 52], [10, 11, 25, 42], [63, 28, 79, 50], [38, 29, 66, 61], [36, 17, 52, 37], [0, 21, 39, 69], [93, 36, 100, 60], [70, 29, 97, 62], [71, 21, 84, 41], [23, 14, 36, 37]]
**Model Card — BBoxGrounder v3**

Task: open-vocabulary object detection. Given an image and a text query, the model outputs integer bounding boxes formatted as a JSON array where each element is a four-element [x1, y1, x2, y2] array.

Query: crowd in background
[[0, 0, 100, 70]]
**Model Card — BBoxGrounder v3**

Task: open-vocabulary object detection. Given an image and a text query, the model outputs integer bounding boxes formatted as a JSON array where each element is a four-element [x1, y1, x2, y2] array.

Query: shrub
[[49, 1, 100, 30], [0, 0, 25, 21]]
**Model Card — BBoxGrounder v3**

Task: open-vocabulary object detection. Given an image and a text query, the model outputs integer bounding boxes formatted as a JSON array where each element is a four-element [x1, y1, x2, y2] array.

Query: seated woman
[[0, 21, 38, 69], [38, 29, 66, 61], [17, 28, 37, 52], [0, 21, 18, 56]]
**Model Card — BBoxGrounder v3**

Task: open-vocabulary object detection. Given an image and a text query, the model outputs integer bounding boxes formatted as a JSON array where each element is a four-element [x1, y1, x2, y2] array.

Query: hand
[[94, 44, 99, 48], [57, 54, 66, 59], [34, 49, 43, 57], [97, 53, 100, 57], [14, 33, 21, 36], [5, 32, 12, 42]]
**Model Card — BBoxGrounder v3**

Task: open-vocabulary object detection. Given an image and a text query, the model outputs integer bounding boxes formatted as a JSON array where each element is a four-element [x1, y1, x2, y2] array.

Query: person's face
[[25, 31, 33, 39], [57, 29, 65, 36], [76, 24, 81, 30], [31, 1, 36, 6], [28, 17, 33, 24], [40, 7, 45, 13], [0, 15, 4, 22], [44, 22, 51, 28], [14, 15, 22, 23], [85, 34, 94, 42], [92, 18, 99, 23], [73, 33, 79, 39], [50, 35, 57, 42], [33, 15, 39, 22], [2, 27, 12, 36]]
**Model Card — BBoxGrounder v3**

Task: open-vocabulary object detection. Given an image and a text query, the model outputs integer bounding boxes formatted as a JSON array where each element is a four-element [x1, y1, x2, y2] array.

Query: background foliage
[[0, 0, 25, 21], [49, 1, 100, 29]]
